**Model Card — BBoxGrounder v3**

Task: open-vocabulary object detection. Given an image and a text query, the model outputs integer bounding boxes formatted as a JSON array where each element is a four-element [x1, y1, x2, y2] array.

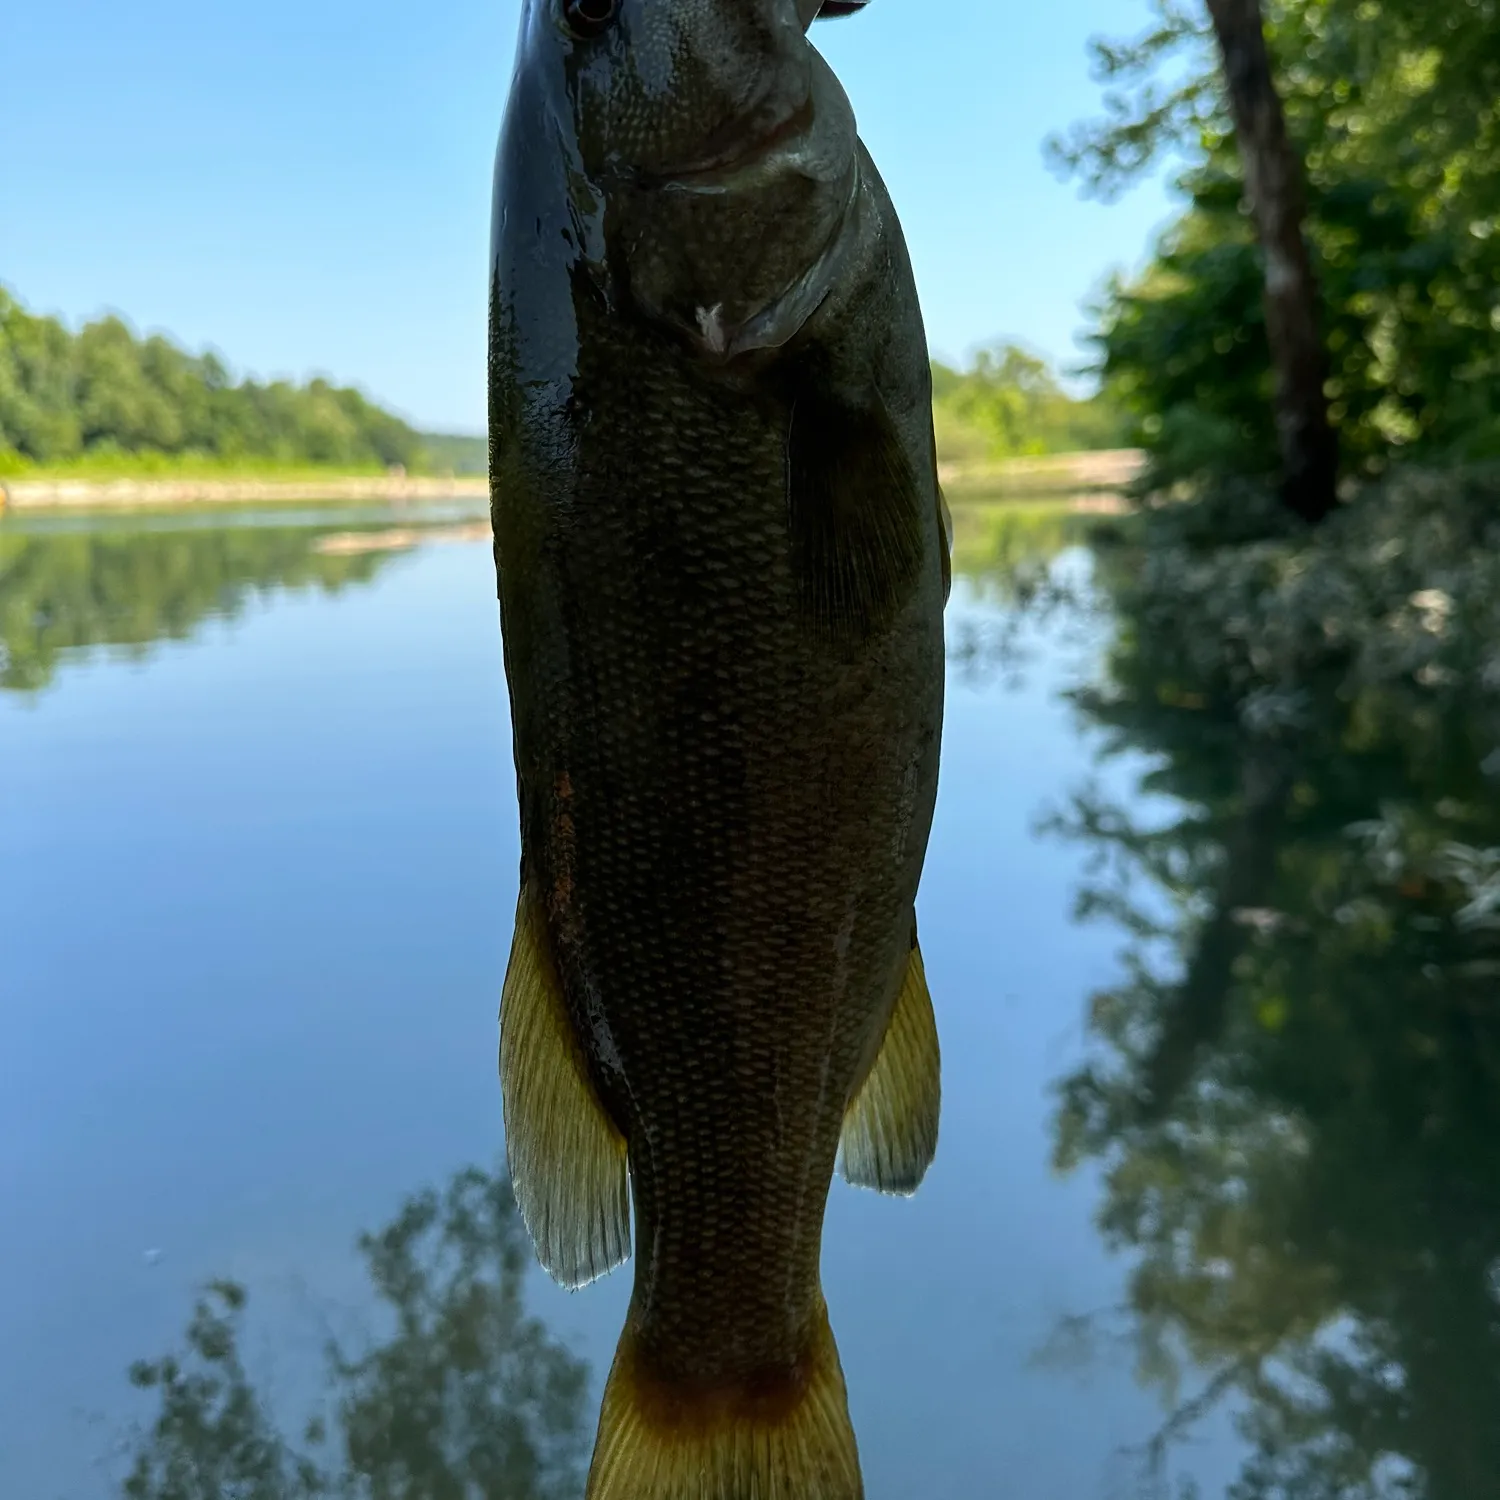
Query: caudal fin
[[586, 1301, 863, 1500]]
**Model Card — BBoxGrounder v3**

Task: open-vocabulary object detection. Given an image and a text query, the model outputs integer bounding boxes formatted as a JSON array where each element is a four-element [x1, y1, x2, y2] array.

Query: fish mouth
[[646, 95, 819, 191]]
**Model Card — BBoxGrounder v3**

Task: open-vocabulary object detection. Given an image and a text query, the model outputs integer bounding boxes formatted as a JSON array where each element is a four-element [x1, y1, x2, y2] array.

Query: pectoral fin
[[838, 935, 941, 1195], [787, 392, 926, 642], [499, 884, 631, 1288]]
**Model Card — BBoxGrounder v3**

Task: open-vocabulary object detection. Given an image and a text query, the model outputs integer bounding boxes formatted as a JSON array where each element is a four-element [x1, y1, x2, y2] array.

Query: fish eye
[[561, 0, 618, 38]]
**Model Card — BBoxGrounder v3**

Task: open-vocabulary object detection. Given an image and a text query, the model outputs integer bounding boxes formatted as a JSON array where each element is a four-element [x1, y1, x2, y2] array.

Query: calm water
[[3, 500, 1492, 1499]]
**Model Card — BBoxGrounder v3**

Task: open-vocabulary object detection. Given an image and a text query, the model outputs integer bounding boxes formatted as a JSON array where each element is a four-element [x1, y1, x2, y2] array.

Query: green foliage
[[120, 1167, 590, 1500], [0, 521, 394, 694], [0, 284, 1117, 481], [931, 343, 1124, 464], [1056, 0, 1500, 486], [0, 285, 431, 472], [416, 432, 488, 476], [1047, 469, 1500, 1498], [3, 451, 412, 482]]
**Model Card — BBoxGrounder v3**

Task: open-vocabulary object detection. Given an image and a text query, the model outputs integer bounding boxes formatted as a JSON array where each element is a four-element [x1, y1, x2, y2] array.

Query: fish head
[[522, 0, 865, 361]]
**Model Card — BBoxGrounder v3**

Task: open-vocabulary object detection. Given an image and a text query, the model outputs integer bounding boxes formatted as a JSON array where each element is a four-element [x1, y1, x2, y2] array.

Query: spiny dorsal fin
[[587, 1298, 862, 1500], [786, 392, 926, 642], [499, 884, 631, 1288], [838, 934, 941, 1195]]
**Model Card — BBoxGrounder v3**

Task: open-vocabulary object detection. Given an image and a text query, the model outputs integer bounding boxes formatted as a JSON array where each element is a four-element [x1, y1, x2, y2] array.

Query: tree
[[0, 284, 429, 472], [1053, 1, 1500, 493], [930, 342, 1123, 463], [1202, 0, 1337, 521]]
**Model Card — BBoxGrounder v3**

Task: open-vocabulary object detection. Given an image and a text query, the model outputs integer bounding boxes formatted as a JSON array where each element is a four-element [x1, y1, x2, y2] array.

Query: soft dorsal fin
[[838, 931, 941, 1195], [499, 884, 631, 1288]]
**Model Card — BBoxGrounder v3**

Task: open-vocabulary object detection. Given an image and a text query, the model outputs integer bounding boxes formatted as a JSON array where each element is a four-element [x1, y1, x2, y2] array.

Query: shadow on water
[[0, 502, 488, 695], [1042, 479, 1500, 1498], [115, 1166, 589, 1500]]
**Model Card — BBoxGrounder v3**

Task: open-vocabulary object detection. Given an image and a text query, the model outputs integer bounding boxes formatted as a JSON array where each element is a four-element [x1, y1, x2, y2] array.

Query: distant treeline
[[0, 285, 481, 476], [1, 284, 1115, 478], [419, 430, 488, 475], [932, 342, 1123, 464]]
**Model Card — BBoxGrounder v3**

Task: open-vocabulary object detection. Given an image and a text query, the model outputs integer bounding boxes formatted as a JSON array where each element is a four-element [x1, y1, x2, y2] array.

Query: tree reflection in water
[[1048, 480, 1500, 1499], [0, 519, 401, 694], [944, 499, 1104, 689], [120, 1167, 589, 1500]]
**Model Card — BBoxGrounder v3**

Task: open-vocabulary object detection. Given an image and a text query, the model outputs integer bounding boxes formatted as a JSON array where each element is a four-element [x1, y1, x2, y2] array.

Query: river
[[6, 496, 1491, 1499]]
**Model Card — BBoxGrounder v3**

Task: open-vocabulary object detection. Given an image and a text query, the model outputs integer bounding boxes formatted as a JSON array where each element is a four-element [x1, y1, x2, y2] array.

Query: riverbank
[[312, 521, 493, 555], [1, 449, 1141, 512], [939, 448, 1143, 497], [0, 473, 489, 510]]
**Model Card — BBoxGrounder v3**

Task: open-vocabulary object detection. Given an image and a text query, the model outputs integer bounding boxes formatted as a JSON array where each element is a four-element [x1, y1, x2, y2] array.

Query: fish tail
[[586, 1299, 863, 1500]]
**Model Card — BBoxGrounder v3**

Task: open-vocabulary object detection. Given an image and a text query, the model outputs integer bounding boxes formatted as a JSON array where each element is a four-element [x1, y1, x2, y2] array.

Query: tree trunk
[[1138, 747, 1293, 1122], [1204, 0, 1339, 523]]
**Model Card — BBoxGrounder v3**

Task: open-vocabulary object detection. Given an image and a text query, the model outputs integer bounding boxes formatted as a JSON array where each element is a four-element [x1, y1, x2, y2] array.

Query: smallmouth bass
[[488, 2, 947, 1495]]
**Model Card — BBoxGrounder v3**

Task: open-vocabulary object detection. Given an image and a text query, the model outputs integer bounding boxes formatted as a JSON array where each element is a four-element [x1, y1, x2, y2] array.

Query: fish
[[486, 1, 947, 1496]]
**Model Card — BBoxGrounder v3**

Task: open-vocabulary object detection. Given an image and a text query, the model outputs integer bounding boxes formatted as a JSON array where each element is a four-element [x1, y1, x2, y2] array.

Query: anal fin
[[587, 1298, 862, 1499], [499, 884, 630, 1288], [838, 935, 941, 1195]]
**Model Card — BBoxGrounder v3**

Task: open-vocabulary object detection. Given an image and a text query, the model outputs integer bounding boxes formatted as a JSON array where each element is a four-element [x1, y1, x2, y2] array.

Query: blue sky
[[5, 1, 1180, 433]]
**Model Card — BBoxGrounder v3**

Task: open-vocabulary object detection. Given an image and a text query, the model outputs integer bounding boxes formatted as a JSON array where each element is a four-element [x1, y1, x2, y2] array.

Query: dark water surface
[[5, 500, 1490, 1498]]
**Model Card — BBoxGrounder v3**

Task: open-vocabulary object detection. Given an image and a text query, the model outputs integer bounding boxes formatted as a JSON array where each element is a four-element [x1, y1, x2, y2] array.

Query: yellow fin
[[838, 938, 941, 1195], [587, 1300, 863, 1500], [499, 885, 630, 1289]]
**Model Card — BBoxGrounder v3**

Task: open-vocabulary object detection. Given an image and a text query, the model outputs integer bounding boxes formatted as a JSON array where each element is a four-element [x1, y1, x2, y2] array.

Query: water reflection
[[1049, 528, 1500, 1497], [0, 505, 487, 694], [945, 500, 1103, 688], [3, 494, 1227, 1499], [948, 498, 1091, 595], [0, 496, 1072, 698], [121, 1166, 589, 1500]]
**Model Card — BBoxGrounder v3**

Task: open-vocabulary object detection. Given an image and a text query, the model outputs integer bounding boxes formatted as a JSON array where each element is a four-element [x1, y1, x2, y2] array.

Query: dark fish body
[[488, 3, 946, 1495]]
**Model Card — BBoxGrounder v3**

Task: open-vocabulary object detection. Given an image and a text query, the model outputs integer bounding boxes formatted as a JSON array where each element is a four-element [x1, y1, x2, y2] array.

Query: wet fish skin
[[488, 3, 945, 1496]]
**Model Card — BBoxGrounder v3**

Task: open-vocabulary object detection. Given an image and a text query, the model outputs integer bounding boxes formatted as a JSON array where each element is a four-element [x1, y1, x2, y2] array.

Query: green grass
[[0, 451, 410, 483], [1, 439, 1132, 498]]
